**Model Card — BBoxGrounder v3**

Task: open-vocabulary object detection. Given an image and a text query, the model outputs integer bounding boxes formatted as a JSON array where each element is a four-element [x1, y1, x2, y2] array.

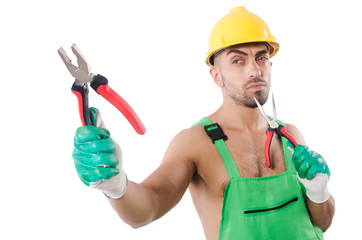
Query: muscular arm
[[286, 124, 335, 232], [108, 129, 196, 228]]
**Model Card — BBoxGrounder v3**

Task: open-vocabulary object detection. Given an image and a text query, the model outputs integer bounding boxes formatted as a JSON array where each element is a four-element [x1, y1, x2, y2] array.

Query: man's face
[[212, 43, 272, 108]]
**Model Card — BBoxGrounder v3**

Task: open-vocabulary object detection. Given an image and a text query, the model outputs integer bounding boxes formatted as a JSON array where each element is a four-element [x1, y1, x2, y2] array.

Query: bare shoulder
[[285, 123, 306, 145], [163, 124, 208, 161], [173, 124, 206, 142], [143, 124, 208, 194]]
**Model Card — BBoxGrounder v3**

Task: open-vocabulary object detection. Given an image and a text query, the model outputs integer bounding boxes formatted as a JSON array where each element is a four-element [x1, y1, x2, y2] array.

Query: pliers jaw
[[255, 94, 298, 168], [254, 94, 279, 129], [57, 43, 94, 86]]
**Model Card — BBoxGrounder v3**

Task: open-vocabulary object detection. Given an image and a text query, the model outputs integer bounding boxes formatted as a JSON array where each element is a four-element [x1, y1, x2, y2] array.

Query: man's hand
[[72, 107, 127, 199], [289, 144, 330, 204]]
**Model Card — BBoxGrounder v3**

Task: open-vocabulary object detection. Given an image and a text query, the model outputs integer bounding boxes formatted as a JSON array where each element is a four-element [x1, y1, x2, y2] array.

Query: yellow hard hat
[[206, 6, 279, 66]]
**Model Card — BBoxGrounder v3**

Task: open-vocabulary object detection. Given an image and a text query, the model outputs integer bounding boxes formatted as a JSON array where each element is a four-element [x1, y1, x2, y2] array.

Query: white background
[[1, 0, 360, 239]]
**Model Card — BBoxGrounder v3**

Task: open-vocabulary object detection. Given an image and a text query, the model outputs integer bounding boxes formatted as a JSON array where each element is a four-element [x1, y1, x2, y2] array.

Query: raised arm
[[108, 129, 196, 228], [286, 124, 335, 232], [72, 108, 196, 228]]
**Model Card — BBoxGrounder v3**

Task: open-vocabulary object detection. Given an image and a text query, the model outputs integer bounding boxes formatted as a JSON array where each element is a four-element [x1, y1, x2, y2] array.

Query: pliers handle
[[58, 44, 146, 135], [90, 74, 146, 135], [265, 126, 298, 168], [71, 83, 92, 126]]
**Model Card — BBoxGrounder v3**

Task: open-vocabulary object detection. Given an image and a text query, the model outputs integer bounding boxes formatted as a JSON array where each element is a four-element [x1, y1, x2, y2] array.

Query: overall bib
[[195, 117, 323, 240]]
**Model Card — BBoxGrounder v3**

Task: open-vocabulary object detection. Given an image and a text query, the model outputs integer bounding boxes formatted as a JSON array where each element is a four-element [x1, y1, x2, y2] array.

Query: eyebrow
[[226, 49, 269, 57], [227, 49, 248, 56]]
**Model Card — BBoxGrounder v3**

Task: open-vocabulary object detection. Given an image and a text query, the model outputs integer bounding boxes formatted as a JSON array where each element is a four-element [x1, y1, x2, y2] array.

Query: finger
[[74, 161, 100, 186], [75, 125, 110, 142], [296, 156, 313, 179], [75, 162, 120, 185], [292, 146, 309, 170], [293, 145, 308, 157], [89, 107, 99, 127], [301, 160, 317, 180], [75, 138, 115, 154], [73, 149, 119, 167], [309, 160, 330, 178], [95, 166, 120, 181], [89, 107, 107, 129]]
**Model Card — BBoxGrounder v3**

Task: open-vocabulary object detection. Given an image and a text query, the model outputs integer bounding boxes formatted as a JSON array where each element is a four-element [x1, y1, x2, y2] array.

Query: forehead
[[226, 42, 269, 54]]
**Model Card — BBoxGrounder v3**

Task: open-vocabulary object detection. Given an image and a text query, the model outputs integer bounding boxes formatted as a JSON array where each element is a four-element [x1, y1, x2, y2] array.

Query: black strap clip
[[204, 123, 228, 144]]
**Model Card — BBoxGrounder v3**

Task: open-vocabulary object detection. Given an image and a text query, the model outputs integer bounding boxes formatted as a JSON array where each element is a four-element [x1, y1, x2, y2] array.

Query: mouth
[[247, 82, 266, 91]]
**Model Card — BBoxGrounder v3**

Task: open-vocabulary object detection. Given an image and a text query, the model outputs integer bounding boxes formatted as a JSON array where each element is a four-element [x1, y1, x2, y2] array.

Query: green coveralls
[[196, 117, 323, 240]]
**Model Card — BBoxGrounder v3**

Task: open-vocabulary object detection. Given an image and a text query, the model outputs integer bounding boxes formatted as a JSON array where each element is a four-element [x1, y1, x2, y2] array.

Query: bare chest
[[192, 130, 287, 197], [225, 131, 286, 178]]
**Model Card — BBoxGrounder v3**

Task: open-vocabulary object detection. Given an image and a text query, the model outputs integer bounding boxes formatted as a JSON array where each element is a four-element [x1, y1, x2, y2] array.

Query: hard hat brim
[[206, 41, 279, 67]]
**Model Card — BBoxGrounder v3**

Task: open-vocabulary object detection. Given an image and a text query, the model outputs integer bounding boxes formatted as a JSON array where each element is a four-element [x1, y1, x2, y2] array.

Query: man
[[73, 6, 335, 239]]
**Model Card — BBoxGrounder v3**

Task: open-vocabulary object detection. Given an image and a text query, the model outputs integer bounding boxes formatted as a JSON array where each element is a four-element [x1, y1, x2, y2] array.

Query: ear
[[209, 67, 224, 88]]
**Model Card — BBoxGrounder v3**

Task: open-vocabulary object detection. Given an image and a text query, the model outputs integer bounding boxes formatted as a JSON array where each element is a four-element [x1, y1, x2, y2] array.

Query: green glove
[[288, 143, 330, 204], [73, 107, 127, 199], [292, 145, 330, 180]]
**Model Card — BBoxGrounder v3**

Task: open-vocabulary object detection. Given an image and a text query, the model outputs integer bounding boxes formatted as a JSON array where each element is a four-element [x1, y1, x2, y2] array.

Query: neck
[[210, 101, 268, 131]]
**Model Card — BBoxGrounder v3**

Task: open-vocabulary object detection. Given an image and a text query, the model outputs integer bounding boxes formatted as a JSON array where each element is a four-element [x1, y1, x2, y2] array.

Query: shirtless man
[[73, 6, 335, 239]]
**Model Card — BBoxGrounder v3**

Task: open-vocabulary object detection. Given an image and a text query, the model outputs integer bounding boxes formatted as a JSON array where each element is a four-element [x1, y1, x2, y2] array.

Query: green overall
[[195, 117, 323, 240]]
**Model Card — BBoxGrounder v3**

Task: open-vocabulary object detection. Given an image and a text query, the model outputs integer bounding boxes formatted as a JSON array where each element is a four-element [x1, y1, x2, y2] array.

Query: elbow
[[108, 197, 157, 229], [319, 220, 332, 233], [320, 208, 335, 232], [129, 223, 143, 229], [119, 215, 154, 229], [311, 216, 332, 233], [128, 220, 150, 229]]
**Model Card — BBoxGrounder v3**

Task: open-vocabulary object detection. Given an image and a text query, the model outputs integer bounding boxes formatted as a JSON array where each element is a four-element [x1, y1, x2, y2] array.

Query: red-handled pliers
[[254, 95, 297, 168], [58, 43, 146, 135]]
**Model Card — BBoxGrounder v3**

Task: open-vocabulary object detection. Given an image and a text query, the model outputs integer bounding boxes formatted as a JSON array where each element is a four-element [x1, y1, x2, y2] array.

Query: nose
[[248, 59, 262, 79]]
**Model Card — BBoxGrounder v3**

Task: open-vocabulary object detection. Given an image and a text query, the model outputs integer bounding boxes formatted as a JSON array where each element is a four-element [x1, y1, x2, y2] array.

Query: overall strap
[[194, 117, 240, 179]]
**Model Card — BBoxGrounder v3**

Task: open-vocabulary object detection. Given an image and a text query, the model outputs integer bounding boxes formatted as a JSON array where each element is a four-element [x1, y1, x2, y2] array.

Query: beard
[[222, 75, 270, 108]]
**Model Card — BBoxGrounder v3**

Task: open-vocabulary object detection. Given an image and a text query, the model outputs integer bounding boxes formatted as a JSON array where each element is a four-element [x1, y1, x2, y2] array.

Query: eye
[[232, 59, 244, 64], [256, 56, 269, 61]]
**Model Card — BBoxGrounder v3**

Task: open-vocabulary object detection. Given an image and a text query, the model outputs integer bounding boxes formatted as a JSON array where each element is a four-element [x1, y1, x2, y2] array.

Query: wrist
[[306, 184, 330, 204], [103, 170, 128, 199], [299, 174, 330, 204]]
